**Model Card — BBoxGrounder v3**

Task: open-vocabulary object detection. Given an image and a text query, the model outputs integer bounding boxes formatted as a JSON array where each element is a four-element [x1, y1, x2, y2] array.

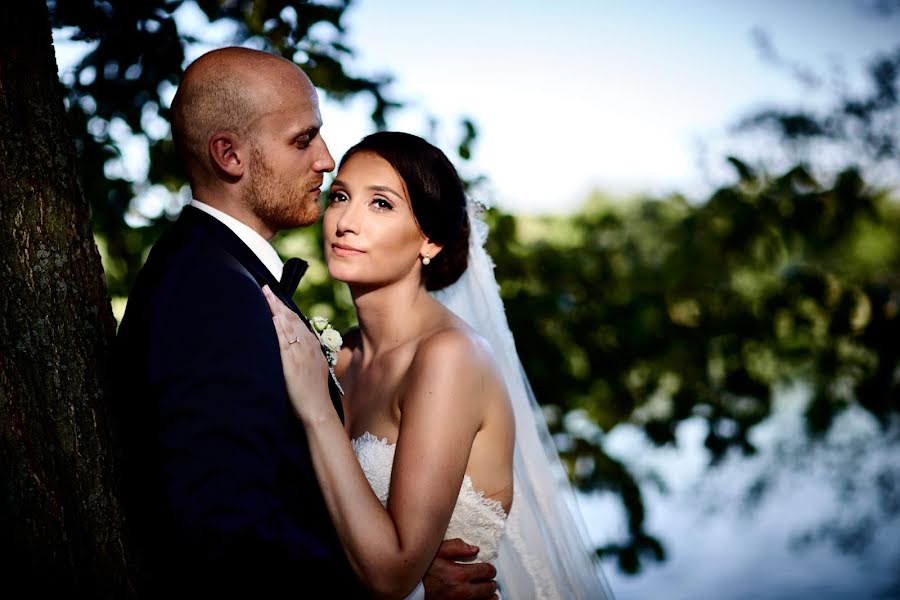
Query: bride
[[263, 131, 613, 599]]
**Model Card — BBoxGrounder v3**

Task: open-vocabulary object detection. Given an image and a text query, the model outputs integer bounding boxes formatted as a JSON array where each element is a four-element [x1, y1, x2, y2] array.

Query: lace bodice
[[351, 431, 508, 561]]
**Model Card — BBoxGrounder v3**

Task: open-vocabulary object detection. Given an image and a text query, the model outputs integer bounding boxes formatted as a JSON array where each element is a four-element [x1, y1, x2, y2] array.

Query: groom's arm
[[424, 539, 498, 600]]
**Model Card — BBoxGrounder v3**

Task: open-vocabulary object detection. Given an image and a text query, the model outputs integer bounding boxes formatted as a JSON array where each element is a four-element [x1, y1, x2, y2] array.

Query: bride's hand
[[262, 285, 331, 422]]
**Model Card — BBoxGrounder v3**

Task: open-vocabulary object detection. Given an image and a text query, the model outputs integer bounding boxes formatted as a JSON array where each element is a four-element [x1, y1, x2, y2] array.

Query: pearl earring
[[422, 254, 431, 266]]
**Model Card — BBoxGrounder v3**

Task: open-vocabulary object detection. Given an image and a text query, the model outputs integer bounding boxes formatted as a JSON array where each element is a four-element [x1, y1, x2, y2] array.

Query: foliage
[[480, 162, 899, 572]]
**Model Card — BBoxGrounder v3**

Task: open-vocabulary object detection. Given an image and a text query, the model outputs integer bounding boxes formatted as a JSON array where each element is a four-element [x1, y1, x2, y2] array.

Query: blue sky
[[55, 1, 900, 214], [314, 0, 899, 213]]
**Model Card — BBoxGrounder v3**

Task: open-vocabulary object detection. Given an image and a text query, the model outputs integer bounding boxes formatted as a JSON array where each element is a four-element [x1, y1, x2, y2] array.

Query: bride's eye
[[328, 191, 348, 204], [372, 197, 393, 211]]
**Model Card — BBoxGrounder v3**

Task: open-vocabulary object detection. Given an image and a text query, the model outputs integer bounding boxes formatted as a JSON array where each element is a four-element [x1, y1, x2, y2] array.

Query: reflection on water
[[580, 384, 900, 600]]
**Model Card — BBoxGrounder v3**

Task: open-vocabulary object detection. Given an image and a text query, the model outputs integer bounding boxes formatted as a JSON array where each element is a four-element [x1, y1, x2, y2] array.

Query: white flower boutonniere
[[310, 315, 344, 395], [310, 316, 343, 367]]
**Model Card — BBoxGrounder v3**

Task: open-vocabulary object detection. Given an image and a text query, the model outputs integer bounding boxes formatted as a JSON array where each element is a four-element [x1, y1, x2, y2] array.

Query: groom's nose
[[312, 137, 335, 173]]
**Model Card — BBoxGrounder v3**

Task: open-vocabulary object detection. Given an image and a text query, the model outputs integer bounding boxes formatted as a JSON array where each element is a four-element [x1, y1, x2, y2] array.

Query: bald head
[[170, 47, 316, 184]]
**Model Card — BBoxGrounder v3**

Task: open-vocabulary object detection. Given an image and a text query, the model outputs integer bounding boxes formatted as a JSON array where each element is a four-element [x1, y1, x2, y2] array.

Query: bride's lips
[[331, 243, 364, 257]]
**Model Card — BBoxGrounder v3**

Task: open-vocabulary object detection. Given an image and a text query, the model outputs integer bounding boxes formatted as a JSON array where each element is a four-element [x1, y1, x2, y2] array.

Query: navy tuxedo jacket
[[113, 206, 365, 597]]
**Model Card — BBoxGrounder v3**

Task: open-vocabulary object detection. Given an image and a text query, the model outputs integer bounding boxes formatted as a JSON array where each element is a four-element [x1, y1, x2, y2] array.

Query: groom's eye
[[293, 132, 314, 149]]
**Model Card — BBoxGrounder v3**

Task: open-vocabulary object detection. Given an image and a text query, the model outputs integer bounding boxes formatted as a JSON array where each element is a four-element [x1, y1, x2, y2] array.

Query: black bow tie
[[280, 257, 308, 296]]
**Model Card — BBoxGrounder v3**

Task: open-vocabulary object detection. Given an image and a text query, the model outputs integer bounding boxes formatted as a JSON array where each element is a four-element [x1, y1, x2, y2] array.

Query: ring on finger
[[288, 337, 302, 345]]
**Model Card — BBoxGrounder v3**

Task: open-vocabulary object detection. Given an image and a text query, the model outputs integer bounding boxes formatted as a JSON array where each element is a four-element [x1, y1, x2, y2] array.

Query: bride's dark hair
[[338, 132, 470, 291]]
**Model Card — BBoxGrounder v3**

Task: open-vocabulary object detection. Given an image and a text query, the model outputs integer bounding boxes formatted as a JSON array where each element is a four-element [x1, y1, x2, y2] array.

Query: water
[[582, 385, 900, 599]]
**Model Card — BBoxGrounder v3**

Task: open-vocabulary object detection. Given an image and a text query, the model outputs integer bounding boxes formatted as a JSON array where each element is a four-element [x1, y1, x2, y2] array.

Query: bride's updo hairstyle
[[338, 132, 470, 291]]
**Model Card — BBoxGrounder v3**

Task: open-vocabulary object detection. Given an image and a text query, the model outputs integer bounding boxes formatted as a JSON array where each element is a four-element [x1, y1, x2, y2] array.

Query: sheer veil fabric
[[431, 202, 615, 599]]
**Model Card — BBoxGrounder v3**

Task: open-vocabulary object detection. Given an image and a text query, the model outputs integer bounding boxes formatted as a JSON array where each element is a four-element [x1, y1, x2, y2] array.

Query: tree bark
[[0, 1, 135, 595]]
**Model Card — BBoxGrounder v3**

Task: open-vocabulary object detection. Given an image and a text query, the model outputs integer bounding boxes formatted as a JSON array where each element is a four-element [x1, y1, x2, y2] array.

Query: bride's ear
[[420, 239, 443, 262]]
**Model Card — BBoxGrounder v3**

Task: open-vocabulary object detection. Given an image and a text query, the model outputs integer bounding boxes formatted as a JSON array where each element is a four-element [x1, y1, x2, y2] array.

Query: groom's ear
[[208, 132, 245, 178]]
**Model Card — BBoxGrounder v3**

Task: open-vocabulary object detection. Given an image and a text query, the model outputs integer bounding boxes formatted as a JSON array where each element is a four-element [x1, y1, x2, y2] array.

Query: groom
[[113, 47, 497, 598]]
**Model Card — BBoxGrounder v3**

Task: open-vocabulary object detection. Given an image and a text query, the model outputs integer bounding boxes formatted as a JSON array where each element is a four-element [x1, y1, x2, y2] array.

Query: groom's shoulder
[[146, 216, 220, 264], [131, 223, 257, 307]]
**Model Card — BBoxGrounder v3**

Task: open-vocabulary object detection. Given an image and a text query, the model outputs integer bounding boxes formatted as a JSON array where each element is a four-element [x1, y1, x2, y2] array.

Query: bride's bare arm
[[264, 287, 490, 599]]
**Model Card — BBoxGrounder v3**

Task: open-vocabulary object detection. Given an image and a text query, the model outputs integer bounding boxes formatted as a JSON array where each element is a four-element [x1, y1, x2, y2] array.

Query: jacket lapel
[[175, 206, 345, 421]]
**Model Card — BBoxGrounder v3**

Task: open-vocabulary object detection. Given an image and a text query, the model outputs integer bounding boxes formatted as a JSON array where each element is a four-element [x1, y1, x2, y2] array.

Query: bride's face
[[323, 152, 428, 288]]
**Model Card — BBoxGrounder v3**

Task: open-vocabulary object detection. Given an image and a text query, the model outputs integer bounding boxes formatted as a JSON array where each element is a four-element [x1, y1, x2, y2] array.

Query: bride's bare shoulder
[[411, 323, 497, 381], [398, 324, 508, 434]]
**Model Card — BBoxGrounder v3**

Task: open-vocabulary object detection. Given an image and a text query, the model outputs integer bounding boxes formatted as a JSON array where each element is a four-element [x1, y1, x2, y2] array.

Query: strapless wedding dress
[[352, 431, 508, 560]]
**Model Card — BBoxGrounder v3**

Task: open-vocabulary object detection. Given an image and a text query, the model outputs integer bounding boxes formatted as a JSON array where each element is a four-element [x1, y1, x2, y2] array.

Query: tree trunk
[[0, 1, 135, 595]]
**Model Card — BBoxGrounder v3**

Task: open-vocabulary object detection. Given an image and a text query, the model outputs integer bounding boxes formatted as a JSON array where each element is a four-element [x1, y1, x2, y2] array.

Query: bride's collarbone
[[342, 364, 407, 402], [343, 348, 415, 398], [353, 341, 418, 376]]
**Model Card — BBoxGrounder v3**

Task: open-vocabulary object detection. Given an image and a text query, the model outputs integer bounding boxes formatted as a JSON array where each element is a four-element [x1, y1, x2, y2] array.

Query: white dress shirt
[[189, 199, 284, 281]]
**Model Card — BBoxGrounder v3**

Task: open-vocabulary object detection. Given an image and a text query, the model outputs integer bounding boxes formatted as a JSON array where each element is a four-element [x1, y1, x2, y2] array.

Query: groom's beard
[[245, 144, 323, 231]]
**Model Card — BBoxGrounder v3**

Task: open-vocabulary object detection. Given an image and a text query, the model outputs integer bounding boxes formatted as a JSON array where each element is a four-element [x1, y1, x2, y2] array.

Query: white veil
[[431, 201, 615, 599]]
